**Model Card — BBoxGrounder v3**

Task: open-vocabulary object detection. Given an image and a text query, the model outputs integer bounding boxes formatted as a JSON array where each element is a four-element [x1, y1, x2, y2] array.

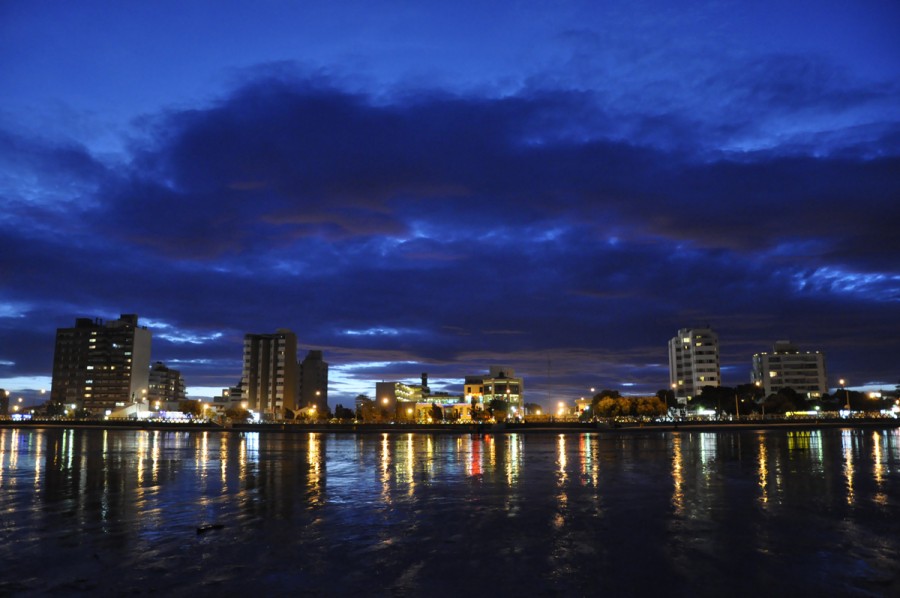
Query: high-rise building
[[50, 314, 152, 414], [668, 327, 720, 404], [298, 350, 329, 412], [241, 329, 298, 418], [751, 340, 827, 398], [147, 361, 186, 407]]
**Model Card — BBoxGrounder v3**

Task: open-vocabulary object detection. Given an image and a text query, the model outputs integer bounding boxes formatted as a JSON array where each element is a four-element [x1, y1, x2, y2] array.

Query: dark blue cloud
[[1, 69, 898, 402]]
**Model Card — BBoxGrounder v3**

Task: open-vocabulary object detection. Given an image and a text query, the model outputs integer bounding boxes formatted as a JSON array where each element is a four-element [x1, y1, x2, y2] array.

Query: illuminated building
[[751, 340, 827, 398], [50, 314, 152, 413], [147, 361, 186, 406], [298, 350, 329, 412], [241, 329, 298, 418], [465, 366, 524, 417], [668, 327, 720, 404], [375, 374, 429, 419]]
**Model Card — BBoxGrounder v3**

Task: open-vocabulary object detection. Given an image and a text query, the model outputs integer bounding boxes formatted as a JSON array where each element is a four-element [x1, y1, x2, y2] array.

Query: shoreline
[[1, 417, 898, 435]]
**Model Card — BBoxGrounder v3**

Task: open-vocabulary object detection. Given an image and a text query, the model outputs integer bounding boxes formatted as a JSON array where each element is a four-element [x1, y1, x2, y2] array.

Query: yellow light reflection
[[136, 431, 147, 486], [555, 434, 568, 528], [150, 431, 160, 485], [671, 434, 684, 515], [424, 435, 434, 480], [556, 434, 567, 485], [842, 430, 855, 506], [308, 433, 323, 507], [487, 434, 496, 473], [872, 431, 886, 505], [757, 434, 769, 506], [406, 433, 415, 496]]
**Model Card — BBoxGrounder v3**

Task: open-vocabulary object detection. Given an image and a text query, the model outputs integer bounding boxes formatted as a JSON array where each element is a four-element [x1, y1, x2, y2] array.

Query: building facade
[[375, 375, 427, 420], [241, 329, 298, 419], [465, 366, 524, 417], [147, 361, 186, 407], [50, 314, 152, 414], [668, 327, 720, 404], [298, 350, 329, 412], [751, 340, 827, 398]]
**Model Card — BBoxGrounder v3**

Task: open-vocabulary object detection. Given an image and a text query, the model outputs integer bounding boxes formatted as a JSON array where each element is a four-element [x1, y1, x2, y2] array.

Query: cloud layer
[[2, 35, 899, 402]]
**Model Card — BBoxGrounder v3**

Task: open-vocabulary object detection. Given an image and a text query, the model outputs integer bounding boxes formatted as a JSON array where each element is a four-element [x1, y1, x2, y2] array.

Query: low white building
[[751, 340, 827, 398]]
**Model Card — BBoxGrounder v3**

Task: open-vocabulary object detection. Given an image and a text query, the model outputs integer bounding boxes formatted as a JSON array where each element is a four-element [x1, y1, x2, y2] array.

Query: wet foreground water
[[1, 427, 899, 596]]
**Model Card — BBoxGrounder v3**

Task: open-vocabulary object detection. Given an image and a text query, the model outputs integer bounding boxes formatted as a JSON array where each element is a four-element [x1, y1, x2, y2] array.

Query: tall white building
[[668, 327, 720, 404], [241, 329, 298, 419], [751, 340, 827, 398]]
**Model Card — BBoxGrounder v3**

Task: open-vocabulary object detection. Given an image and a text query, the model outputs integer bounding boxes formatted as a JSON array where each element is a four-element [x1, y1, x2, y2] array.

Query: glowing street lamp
[[839, 379, 850, 411]]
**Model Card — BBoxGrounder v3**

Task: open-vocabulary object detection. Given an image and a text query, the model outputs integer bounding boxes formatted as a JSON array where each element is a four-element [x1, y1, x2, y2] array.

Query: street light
[[839, 379, 850, 411]]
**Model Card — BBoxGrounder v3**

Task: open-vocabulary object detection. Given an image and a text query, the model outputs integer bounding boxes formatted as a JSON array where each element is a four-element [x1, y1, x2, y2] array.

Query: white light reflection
[[556, 434, 567, 485], [198, 432, 209, 486], [505, 434, 521, 486], [33, 429, 46, 489], [842, 430, 855, 506], [380, 433, 391, 503], [0, 431, 6, 487], [579, 434, 599, 487], [220, 438, 228, 488], [699, 432, 716, 473]]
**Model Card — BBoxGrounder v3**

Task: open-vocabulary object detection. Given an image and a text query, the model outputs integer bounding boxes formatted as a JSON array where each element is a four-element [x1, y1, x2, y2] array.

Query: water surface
[[1, 428, 898, 595]]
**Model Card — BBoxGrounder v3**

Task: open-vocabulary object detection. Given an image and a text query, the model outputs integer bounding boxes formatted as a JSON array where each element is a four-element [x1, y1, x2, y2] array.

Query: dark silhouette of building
[[298, 350, 329, 413], [50, 314, 152, 414]]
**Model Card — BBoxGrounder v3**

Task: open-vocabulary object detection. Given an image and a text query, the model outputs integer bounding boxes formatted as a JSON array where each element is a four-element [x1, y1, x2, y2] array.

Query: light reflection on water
[[0, 427, 899, 595]]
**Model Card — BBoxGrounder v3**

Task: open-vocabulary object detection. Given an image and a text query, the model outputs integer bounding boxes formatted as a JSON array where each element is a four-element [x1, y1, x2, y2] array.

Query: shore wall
[[1, 417, 898, 434]]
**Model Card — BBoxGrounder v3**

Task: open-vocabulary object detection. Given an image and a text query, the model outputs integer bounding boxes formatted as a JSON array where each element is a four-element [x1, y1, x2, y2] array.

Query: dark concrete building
[[298, 350, 329, 413], [50, 314, 152, 414]]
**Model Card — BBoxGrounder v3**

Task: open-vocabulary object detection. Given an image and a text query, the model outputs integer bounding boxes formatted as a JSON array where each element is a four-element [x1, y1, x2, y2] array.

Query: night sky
[[2, 1, 899, 406]]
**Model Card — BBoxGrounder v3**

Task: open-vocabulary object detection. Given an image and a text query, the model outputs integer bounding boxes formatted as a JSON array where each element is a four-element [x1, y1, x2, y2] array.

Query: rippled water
[[1, 427, 899, 596]]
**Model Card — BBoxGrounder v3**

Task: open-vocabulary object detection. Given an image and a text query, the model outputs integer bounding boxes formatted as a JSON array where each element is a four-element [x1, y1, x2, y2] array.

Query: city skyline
[[2, 2, 899, 404]]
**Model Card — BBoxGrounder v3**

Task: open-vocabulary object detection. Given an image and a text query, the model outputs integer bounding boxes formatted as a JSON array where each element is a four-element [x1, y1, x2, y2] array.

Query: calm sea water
[[1, 427, 898, 596]]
